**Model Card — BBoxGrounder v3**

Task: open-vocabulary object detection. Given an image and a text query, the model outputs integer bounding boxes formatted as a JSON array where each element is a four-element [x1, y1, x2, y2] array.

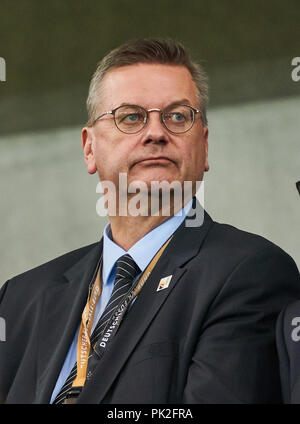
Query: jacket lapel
[[77, 209, 214, 404], [36, 241, 103, 403]]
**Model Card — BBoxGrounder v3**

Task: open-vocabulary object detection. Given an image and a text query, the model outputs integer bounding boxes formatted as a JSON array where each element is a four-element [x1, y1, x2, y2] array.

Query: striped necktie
[[54, 254, 140, 404]]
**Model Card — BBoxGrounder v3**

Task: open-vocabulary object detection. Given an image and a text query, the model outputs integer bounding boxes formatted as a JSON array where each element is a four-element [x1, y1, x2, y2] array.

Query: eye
[[170, 112, 185, 122], [123, 113, 141, 123], [116, 110, 145, 125], [164, 111, 187, 124]]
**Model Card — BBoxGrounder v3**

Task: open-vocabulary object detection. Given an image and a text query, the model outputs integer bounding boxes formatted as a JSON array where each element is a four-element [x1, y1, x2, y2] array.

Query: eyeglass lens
[[114, 105, 194, 134]]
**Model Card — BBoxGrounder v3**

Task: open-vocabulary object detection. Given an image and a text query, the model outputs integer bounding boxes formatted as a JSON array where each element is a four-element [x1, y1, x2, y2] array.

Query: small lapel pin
[[157, 275, 172, 291]]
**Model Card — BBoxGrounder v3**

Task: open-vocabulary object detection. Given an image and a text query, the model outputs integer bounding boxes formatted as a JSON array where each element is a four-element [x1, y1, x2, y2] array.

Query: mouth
[[133, 157, 174, 167]]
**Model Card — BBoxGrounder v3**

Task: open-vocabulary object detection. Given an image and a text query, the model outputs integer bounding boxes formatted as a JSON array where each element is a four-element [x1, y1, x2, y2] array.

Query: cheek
[[92, 143, 110, 178], [183, 141, 202, 164], [183, 142, 206, 177], [93, 142, 128, 181]]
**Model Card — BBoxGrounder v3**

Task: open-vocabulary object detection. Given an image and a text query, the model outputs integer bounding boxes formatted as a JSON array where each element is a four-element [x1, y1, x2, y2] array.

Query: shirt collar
[[102, 198, 193, 285]]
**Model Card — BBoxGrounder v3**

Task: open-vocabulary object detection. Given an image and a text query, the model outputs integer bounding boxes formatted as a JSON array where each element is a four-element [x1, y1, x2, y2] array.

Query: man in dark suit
[[276, 297, 300, 403], [1, 38, 300, 404]]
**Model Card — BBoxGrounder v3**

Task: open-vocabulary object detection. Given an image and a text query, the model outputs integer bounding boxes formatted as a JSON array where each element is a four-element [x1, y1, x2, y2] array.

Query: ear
[[203, 126, 209, 172], [81, 127, 97, 174]]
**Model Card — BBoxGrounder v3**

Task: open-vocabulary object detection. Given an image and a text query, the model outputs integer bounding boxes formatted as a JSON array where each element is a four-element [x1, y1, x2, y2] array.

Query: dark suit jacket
[[276, 300, 300, 403], [1, 210, 300, 404]]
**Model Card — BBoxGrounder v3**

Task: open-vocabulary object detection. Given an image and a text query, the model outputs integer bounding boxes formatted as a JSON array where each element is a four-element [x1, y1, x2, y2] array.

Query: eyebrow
[[118, 99, 193, 108], [166, 99, 192, 107]]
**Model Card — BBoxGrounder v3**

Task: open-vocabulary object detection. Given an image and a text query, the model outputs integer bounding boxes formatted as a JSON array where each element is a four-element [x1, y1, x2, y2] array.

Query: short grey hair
[[86, 38, 209, 127]]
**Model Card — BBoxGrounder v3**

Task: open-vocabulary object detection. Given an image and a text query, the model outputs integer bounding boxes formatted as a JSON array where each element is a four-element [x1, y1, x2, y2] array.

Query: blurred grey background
[[0, 0, 299, 284]]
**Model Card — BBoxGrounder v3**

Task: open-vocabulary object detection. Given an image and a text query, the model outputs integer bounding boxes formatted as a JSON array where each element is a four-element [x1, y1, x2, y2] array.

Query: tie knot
[[115, 254, 140, 283]]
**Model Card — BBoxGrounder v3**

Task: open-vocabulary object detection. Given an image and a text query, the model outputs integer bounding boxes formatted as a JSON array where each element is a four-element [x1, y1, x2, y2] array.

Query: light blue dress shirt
[[50, 199, 192, 403]]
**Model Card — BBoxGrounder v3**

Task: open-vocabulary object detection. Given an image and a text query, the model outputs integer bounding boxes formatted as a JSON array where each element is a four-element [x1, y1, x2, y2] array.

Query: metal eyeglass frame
[[92, 104, 201, 134]]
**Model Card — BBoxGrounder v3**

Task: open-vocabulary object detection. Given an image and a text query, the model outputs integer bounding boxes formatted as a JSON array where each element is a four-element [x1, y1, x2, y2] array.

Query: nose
[[142, 109, 169, 145]]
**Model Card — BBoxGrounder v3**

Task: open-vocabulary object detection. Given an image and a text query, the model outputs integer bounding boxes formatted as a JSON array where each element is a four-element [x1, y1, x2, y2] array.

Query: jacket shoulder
[[209, 220, 298, 265], [2, 241, 100, 293], [281, 299, 300, 320]]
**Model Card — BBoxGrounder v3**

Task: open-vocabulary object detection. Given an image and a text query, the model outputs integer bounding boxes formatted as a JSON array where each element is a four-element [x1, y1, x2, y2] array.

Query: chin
[[129, 175, 182, 190], [134, 169, 180, 182]]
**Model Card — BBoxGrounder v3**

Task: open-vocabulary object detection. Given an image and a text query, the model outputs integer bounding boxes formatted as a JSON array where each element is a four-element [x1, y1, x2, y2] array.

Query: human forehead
[[99, 63, 199, 110]]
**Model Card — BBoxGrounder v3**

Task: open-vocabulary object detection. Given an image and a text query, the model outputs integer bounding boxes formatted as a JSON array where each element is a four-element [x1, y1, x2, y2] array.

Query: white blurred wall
[[0, 95, 299, 285]]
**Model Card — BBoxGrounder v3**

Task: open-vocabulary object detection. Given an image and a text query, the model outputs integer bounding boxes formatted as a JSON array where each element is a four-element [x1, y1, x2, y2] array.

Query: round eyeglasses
[[92, 104, 201, 134]]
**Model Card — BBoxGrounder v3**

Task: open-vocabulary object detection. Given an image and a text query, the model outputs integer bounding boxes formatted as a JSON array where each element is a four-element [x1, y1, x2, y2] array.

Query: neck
[[108, 214, 173, 251], [107, 194, 190, 251]]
